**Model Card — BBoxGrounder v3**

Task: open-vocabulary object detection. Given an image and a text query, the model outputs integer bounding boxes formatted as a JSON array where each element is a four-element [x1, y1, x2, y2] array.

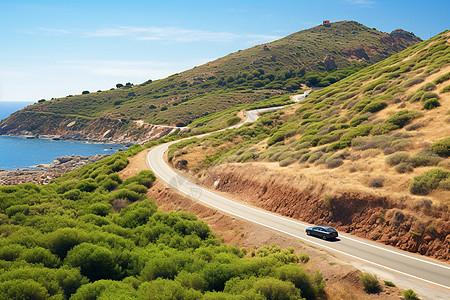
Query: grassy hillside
[[169, 31, 450, 259], [0, 21, 420, 141], [0, 146, 328, 299], [172, 30, 450, 196]]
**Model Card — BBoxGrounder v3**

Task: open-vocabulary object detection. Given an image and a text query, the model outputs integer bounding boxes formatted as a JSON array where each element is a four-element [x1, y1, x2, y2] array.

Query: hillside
[[0, 21, 420, 142], [168, 31, 450, 260]]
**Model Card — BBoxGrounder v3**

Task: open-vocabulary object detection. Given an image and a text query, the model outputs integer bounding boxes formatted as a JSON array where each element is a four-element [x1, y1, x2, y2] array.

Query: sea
[[0, 101, 123, 170]]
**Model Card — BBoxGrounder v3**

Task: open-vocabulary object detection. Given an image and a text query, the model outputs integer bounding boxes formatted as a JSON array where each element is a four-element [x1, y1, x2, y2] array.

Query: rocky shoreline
[[0, 154, 109, 186]]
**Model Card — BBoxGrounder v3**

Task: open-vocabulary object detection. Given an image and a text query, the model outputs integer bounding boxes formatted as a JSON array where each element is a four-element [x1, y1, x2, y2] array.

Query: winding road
[[146, 91, 450, 298]]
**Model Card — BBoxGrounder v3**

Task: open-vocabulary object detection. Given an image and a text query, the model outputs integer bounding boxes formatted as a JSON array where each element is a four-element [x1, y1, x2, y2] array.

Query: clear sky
[[1, 0, 449, 102]]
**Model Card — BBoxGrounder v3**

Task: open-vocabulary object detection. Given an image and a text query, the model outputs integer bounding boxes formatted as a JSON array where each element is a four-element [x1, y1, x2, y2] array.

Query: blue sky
[[1, 0, 449, 102]]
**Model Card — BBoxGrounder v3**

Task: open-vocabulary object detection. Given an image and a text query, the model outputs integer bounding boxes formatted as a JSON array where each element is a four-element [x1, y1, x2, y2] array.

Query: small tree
[[116, 83, 123, 88], [81, 90, 90, 94]]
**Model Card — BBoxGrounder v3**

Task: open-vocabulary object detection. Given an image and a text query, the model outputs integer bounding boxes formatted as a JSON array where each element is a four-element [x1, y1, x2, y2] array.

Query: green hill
[[0, 21, 420, 142], [0, 146, 327, 299]]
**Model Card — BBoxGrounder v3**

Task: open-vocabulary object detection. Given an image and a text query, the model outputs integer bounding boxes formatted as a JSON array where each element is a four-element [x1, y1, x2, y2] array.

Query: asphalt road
[[146, 91, 450, 297]]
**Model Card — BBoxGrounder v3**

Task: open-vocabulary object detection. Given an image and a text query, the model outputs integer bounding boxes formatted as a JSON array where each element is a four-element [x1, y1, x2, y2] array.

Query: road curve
[[146, 91, 450, 296]]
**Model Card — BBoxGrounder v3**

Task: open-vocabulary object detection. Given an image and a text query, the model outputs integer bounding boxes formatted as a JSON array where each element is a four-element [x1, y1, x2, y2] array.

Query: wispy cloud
[[345, 0, 376, 7], [38, 27, 71, 36], [86, 26, 280, 43], [21, 27, 72, 36]]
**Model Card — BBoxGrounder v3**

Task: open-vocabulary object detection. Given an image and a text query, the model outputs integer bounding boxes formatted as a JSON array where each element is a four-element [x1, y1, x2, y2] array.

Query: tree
[[81, 90, 90, 94], [65, 243, 122, 281], [116, 83, 124, 88]]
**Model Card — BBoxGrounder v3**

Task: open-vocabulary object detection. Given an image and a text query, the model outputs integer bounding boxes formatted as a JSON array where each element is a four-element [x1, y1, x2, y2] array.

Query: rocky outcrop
[[0, 154, 109, 185], [0, 112, 190, 144]]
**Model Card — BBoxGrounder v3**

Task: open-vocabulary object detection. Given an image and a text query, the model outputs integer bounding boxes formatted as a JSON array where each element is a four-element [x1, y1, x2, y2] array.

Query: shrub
[[254, 278, 301, 300], [63, 189, 81, 200], [433, 72, 450, 85], [65, 243, 121, 281], [438, 178, 450, 190], [349, 115, 368, 127], [421, 82, 436, 91], [339, 124, 373, 148], [403, 289, 420, 300], [77, 179, 98, 192], [307, 151, 323, 163], [410, 152, 442, 167], [410, 168, 450, 195], [405, 120, 426, 131], [299, 252, 310, 263], [430, 137, 450, 157], [279, 158, 296, 167], [385, 151, 410, 166], [372, 110, 422, 135], [384, 281, 396, 287], [368, 176, 384, 188], [423, 98, 440, 109], [360, 273, 381, 293], [111, 189, 142, 202], [326, 158, 343, 169], [274, 265, 316, 299], [88, 203, 112, 216], [226, 116, 241, 126], [361, 100, 387, 113], [395, 163, 414, 173], [404, 77, 424, 87]]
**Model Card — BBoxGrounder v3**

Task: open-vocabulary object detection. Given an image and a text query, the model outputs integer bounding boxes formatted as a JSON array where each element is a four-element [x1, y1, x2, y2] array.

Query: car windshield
[[325, 228, 336, 232]]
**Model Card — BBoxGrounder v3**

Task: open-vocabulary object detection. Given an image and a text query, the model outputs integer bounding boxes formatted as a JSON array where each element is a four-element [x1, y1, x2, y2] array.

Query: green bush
[[65, 243, 122, 281], [423, 98, 440, 109], [384, 280, 395, 287], [403, 289, 420, 300], [226, 116, 241, 126], [410, 152, 442, 167], [360, 273, 381, 293], [77, 179, 98, 192], [361, 100, 387, 113], [372, 110, 422, 135], [430, 137, 450, 157], [410, 168, 450, 195], [339, 124, 373, 148]]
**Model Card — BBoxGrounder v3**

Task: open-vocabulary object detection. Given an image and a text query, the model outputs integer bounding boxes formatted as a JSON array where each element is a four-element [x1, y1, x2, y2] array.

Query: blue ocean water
[[0, 136, 123, 170], [0, 101, 34, 121], [0, 101, 123, 170]]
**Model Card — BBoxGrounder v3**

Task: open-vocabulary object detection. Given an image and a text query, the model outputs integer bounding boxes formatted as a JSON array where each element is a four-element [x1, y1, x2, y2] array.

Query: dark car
[[306, 225, 338, 240]]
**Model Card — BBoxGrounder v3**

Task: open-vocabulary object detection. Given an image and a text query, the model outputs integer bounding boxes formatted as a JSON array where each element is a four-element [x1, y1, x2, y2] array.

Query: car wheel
[[322, 235, 327, 240]]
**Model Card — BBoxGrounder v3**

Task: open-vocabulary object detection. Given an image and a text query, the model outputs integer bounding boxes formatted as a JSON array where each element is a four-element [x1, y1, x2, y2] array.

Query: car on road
[[306, 225, 338, 240]]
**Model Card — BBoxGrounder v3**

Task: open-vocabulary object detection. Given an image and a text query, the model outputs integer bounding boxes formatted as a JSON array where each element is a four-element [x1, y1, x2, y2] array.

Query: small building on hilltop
[[323, 20, 330, 27]]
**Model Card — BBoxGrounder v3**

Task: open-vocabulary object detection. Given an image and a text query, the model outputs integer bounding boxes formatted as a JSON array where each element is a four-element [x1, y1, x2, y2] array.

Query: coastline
[[0, 154, 110, 185], [0, 133, 135, 146]]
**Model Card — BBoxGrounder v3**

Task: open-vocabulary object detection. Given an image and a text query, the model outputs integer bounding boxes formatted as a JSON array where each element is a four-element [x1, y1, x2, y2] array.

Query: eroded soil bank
[[197, 163, 449, 261]]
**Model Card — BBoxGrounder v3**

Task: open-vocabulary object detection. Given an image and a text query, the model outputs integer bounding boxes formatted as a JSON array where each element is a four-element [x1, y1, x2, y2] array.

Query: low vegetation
[[170, 30, 449, 202], [0, 146, 327, 299], [360, 273, 381, 294]]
